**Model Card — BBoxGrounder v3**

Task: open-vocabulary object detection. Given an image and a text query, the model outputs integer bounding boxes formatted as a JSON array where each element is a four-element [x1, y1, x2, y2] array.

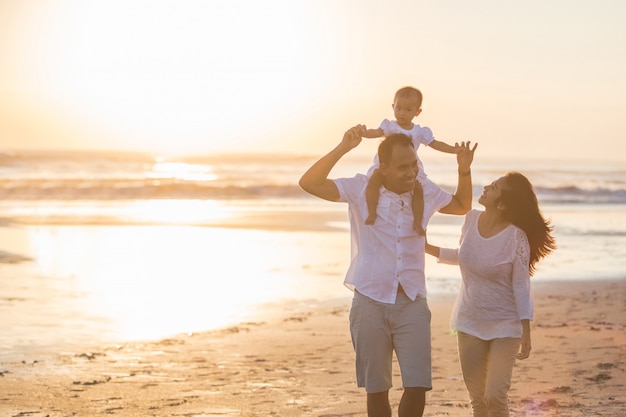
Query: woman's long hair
[[499, 172, 556, 276]]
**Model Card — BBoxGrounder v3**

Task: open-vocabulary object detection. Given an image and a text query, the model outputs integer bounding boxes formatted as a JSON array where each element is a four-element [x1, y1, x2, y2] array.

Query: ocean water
[[0, 150, 624, 357], [0, 150, 624, 278]]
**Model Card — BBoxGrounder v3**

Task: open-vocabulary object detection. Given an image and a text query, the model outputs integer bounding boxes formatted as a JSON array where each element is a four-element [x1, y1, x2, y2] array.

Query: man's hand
[[339, 124, 365, 152], [456, 141, 478, 172]]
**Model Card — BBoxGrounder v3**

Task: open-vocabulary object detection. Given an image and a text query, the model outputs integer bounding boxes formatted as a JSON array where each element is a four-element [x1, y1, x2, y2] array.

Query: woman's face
[[478, 176, 508, 208]]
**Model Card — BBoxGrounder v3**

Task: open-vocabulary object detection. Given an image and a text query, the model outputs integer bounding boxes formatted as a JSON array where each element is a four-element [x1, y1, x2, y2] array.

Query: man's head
[[377, 134, 418, 194]]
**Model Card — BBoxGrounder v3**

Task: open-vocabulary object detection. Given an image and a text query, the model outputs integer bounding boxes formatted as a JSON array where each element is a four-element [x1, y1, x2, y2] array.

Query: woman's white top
[[438, 209, 533, 339]]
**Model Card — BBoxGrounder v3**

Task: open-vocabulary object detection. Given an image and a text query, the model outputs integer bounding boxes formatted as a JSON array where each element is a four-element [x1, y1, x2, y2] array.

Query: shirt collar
[[381, 187, 413, 198]]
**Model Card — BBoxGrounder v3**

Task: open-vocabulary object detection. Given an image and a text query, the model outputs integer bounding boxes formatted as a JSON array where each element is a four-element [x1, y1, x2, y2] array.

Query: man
[[299, 125, 477, 417]]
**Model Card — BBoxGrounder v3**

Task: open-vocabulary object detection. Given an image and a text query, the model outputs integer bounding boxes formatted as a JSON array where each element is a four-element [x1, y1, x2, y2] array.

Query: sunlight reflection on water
[[16, 224, 349, 345], [1, 197, 625, 359]]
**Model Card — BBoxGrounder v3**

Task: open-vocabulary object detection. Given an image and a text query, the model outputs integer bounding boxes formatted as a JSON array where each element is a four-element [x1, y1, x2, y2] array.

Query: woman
[[426, 172, 556, 417]]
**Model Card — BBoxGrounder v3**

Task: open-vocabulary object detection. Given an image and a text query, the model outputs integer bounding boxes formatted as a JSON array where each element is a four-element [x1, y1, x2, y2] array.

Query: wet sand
[[1, 279, 624, 416]]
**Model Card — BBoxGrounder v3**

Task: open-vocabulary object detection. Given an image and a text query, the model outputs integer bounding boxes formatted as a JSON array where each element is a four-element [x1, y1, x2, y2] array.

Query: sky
[[1, 0, 625, 162]]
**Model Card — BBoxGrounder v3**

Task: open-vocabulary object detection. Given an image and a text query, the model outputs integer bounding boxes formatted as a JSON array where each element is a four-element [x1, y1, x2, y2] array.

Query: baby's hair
[[394, 86, 423, 108]]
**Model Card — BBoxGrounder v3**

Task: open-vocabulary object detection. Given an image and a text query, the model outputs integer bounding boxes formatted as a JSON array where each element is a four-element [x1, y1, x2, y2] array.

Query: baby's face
[[392, 96, 421, 125]]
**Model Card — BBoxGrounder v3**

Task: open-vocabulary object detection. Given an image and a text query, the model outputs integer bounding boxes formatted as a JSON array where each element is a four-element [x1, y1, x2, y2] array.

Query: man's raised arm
[[439, 141, 478, 215], [299, 125, 364, 202]]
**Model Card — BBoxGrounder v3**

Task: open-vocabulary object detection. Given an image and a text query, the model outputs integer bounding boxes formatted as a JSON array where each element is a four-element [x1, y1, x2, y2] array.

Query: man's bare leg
[[398, 387, 426, 417], [367, 390, 392, 417]]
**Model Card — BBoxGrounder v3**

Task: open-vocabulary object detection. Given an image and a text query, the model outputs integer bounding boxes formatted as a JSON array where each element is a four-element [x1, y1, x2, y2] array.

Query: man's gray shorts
[[349, 288, 432, 393]]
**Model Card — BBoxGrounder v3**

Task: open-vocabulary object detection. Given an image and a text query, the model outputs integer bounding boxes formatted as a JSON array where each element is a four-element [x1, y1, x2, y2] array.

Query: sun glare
[[150, 161, 217, 182], [15, 0, 320, 154], [125, 200, 233, 225], [28, 225, 326, 341]]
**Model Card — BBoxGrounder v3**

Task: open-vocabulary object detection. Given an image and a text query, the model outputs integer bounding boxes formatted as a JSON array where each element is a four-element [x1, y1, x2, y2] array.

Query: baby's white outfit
[[368, 119, 435, 181]]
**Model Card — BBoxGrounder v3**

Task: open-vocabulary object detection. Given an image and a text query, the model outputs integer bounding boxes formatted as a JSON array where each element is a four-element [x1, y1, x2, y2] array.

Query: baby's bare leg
[[365, 169, 383, 225], [412, 181, 425, 235]]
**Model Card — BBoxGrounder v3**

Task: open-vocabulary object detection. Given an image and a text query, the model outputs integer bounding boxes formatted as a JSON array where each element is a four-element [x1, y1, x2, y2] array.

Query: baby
[[363, 86, 459, 234]]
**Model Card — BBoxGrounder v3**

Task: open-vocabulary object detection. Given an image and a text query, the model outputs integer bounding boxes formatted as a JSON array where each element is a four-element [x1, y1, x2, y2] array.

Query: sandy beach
[[1, 279, 624, 417]]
